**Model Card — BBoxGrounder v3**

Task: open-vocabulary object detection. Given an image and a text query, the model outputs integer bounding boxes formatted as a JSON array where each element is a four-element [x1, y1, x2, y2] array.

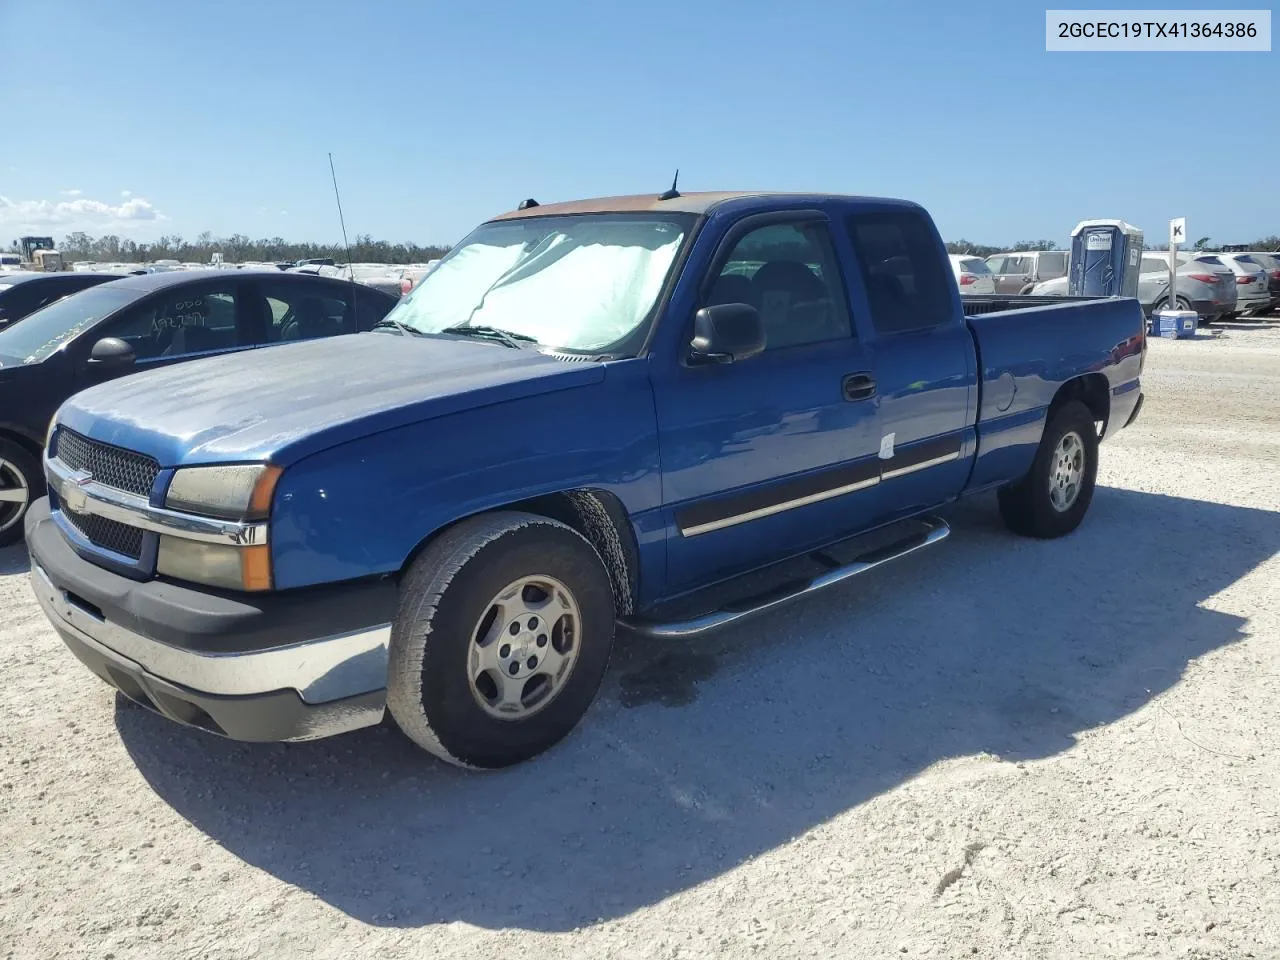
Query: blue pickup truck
[[25, 191, 1146, 769]]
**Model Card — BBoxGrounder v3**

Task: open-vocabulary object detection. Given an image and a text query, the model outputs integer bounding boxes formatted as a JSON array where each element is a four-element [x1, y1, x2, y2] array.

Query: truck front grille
[[54, 429, 161, 499], [62, 506, 145, 560]]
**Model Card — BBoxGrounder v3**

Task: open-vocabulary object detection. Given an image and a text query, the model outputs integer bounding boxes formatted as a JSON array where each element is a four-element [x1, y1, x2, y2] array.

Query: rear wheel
[[0, 439, 40, 548], [998, 400, 1098, 539], [387, 511, 617, 769]]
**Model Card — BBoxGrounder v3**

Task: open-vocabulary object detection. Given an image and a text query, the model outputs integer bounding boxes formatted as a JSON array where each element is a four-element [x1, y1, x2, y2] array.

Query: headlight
[[165, 464, 281, 521], [159, 464, 281, 591], [157, 538, 272, 592]]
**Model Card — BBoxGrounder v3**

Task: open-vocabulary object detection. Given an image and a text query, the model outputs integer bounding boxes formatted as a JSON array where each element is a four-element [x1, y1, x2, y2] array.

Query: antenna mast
[[328, 152, 357, 293]]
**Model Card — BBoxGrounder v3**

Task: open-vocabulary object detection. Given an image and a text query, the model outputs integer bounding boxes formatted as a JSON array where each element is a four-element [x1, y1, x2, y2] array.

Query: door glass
[[705, 221, 852, 350], [96, 284, 242, 361], [1037, 252, 1067, 278], [258, 281, 354, 342], [845, 210, 955, 335]]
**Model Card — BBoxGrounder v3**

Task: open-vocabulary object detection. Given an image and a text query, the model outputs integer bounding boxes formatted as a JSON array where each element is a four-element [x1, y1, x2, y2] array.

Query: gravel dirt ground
[[2, 322, 1278, 960]]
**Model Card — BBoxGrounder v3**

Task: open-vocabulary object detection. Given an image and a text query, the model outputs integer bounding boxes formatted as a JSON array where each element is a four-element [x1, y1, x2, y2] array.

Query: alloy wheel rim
[[467, 574, 582, 721], [0, 459, 30, 534], [1049, 431, 1085, 512]]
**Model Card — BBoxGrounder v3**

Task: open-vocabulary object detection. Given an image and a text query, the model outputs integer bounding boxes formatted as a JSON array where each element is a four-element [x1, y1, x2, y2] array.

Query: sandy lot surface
[[2, 322, 1278, 960]]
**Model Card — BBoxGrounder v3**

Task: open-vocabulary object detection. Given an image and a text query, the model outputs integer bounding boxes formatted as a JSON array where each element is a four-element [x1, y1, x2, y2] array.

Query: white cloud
[[0, 194, 165, 232], [61, 188, 83, 196], [121, 189, 132, 197]]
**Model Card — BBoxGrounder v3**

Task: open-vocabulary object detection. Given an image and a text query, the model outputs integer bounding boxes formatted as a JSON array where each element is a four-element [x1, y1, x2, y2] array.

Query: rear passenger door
[[993, 255, 1033, 294], [653, 212, 885, 590], [843, 208, 977, 521], [75, 278, 257, 384]]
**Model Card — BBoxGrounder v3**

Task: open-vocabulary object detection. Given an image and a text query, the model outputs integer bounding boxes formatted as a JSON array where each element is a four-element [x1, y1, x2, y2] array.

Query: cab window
[[703, 221, 852, 350], [96, 284, 244, 361]]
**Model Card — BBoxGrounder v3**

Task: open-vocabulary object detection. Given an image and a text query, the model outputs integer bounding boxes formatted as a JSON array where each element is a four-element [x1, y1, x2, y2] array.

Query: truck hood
[[56, 333, 605, 466]]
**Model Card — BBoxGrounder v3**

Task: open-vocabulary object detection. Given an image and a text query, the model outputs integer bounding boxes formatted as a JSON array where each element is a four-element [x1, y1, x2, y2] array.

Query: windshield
[[381, 213, 692, 354], [959, 257, 991, 274], [0, 284, 136, 363]]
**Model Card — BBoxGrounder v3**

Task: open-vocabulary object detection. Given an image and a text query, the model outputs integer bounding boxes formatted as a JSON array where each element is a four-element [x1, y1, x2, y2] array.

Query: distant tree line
[[945, 240, 1058, 256], [7, 231, 1278, 264], [7, 232, 451, 265]]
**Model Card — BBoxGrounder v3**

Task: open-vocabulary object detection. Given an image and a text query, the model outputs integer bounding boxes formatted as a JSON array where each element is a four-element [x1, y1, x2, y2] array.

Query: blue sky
[[1, 0, 1275, 249]]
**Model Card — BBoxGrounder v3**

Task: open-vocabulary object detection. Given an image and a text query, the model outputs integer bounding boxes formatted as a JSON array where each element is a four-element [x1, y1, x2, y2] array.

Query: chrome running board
[[619, 516, 950, 640]]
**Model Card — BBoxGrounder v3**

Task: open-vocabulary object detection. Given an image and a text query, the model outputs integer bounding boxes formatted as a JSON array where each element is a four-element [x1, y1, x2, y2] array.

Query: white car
[[1192, 252, 1270, 316], [949, 255, 996, 294]]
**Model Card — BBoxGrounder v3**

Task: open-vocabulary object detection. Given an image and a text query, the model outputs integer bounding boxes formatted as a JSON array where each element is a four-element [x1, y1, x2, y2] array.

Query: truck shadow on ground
[[0, 545, 30, 577], [116, 486, 1279, 932]]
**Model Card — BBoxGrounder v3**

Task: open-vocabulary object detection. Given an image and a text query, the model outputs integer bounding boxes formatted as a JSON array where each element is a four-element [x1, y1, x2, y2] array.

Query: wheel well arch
[[0, 427, 42, 462], [397, 488, 640, 617], [1049, 374, 1110, 437]]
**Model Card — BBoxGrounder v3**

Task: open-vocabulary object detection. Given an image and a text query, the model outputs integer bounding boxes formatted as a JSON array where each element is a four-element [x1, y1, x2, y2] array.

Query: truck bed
[[962, 295, 1146, 492]]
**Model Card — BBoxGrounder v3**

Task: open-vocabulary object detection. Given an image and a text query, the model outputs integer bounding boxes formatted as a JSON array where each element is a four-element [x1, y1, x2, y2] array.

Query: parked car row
[[1009, 247, 1279, 325], [0, 270, 400, 545]]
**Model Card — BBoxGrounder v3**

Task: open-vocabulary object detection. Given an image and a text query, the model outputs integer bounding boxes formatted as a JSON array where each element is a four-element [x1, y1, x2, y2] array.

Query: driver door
[[651, 212, 885, 592], [75, 278, 257, 387]]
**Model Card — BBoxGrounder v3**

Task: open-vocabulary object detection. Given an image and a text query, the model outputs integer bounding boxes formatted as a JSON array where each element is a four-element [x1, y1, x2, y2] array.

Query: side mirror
[[87, 337, 136, 369], [689, 303, 766, 365]]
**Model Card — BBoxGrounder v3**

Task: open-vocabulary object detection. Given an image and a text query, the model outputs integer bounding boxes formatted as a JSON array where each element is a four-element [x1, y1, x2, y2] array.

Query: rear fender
[[965, 297, 1144, 492]]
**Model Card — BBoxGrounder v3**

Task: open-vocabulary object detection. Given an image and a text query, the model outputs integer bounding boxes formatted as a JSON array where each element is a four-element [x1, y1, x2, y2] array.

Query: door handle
[[842, 372, 876, 401]]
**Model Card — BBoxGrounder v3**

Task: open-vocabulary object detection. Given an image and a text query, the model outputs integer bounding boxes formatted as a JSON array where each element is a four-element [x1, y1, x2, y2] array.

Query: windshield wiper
[[439, 324, 537, 349], [371, 318, 424, 336]]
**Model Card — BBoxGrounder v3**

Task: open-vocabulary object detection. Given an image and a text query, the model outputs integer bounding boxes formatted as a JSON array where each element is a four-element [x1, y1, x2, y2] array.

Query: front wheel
[[997, 400, 1099, 539], [387, 511, 617, 769], [0, 439, 41, 548]]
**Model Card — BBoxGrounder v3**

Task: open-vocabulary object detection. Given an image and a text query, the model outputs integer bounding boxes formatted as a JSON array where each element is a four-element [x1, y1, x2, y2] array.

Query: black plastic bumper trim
[[25, 497, 398, 655]]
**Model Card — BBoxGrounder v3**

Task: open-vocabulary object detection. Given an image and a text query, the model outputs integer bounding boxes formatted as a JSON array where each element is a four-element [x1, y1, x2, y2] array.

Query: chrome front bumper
[[31, 562, 390, 741]]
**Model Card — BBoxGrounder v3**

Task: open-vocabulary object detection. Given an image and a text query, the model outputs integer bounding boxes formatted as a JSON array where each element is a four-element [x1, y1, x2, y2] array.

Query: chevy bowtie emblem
[[64, 470, 93, 513]]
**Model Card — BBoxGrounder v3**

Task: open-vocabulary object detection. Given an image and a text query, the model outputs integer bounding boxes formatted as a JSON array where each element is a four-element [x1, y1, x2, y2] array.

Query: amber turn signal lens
[[241, 544, 273, 592], [248, 466, 283, 521]]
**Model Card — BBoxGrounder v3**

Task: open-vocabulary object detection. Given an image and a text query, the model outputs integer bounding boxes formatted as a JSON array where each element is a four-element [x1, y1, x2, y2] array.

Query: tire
[[387, 510, 617, 769], [1155, 295, 1192, 313], [0, 439, 41, 548], [997, 400, 1098, 540]]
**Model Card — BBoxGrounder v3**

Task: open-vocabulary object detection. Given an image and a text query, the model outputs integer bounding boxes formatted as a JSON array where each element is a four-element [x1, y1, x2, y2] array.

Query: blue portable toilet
[[1068, 219, 1144, 299]]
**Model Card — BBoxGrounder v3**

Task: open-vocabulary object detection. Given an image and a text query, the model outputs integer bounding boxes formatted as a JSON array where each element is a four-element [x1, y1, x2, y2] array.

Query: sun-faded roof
[[489, 191, 794, 221]]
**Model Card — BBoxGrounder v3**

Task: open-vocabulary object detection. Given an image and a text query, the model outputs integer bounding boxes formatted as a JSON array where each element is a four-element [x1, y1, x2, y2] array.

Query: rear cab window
[[846, 209, 955, 335]]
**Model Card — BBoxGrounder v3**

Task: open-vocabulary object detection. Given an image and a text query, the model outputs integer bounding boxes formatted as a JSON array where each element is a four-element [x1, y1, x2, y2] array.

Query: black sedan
[[0, 271, 124, 329], [0, 269, 398, 545]]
